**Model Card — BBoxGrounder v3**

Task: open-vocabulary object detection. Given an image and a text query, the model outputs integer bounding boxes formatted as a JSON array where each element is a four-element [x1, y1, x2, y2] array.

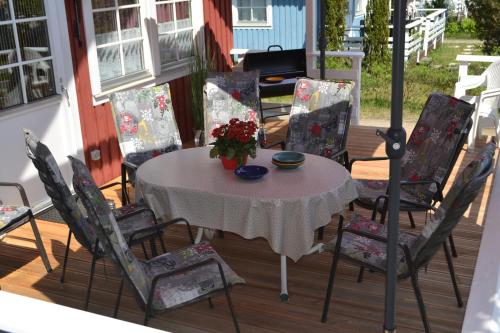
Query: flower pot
[[220, 155, 248, 170]]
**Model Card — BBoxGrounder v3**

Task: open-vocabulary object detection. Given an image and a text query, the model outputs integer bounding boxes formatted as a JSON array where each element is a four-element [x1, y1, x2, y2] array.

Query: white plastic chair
[[455, 60, 500, 149]]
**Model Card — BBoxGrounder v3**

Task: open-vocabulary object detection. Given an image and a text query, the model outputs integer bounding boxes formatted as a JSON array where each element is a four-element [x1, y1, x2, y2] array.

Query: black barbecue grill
[[242, 46, 307, 121]]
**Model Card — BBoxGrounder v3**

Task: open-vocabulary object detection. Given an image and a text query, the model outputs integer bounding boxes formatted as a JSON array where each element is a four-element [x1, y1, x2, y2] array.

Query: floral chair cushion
[[355, 94, 474, 207], [326, 214, 418, 275], [112, 203, 157, 242], [147, 241, 244, 311], [204, 71, 260, 144], [70, 156, 151, 303], [285, 79, 354, 159], [354, 179, 428, 209], [0, 205, 30, 232], [110, 84, 182, 167]]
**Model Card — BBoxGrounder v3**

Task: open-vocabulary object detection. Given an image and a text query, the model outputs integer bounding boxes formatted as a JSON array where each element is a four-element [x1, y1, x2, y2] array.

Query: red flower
[[156, 95, 165, 103], [311, 123, 321, 136], [231, 90, 241, 101], [152, 150, 161, 157], [324, 147, 333, 158], [159, 102, 166, 110]]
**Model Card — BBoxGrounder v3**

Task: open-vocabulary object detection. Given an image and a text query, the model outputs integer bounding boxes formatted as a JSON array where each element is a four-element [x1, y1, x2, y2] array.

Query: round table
[[135, 147, 358, 299]]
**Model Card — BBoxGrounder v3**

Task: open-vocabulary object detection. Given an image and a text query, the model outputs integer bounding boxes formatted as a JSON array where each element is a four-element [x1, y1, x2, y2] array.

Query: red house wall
[[64, 0, 233, 185]]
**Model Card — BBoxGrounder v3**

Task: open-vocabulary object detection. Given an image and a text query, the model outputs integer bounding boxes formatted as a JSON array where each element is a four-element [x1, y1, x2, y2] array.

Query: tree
[[363, 0, 390, 66], [467, 0, 500, 54], [325, 0, 349, 50]]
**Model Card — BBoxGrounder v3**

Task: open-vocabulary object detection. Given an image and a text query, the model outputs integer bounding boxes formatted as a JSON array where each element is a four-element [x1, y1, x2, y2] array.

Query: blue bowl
[[272, 151, 305, 164], [234, 165, 269, 180]]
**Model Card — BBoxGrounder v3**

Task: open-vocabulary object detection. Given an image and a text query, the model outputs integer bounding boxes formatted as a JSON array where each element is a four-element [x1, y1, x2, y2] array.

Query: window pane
[[238, 8, 251, 21], [176, 1, 192, 29], [119, 7, 141, 40], [97, 45, 121, 81], [253, 0, 267, 7], [252, 8, 266, 22], [92, 0, 115, 9], [157, 3, 174, 33], [177, 30, 193, 59], [0, 24, 17, 66], [237, 0, 251, 7], [0, 1, 11, 21], [94, 10, 118, 45], [17, 21, 51, 61], [118, 0, 138, 5], [14, 0, 45, 19], [159, 33, 177, 65], [23, 60, 55, 102], [123, 41, 143, 74], [0, 67, 22, 110]]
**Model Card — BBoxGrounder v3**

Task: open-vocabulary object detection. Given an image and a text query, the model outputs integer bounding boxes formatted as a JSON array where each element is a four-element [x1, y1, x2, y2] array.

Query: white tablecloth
[[135, 147, 358, 262]]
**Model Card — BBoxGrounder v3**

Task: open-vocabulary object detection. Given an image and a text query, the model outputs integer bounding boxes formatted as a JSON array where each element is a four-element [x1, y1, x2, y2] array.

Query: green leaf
[[209, 146, 219, 158], [225, 148, 235, 160]]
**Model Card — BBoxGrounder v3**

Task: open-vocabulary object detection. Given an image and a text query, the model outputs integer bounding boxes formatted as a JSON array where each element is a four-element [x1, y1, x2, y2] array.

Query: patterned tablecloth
[[136, 147, 358, 262]]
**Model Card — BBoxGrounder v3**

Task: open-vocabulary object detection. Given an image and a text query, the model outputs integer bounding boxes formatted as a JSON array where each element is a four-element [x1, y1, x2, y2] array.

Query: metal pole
[[384, 0, 407, 331], [319, 0, 326, 80]]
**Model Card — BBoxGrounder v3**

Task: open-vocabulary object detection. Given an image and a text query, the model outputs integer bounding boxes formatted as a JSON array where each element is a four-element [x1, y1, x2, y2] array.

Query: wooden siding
[[64, 0, 233, 184], [0, 124, 495, 333], [233, 0, 306, 51]]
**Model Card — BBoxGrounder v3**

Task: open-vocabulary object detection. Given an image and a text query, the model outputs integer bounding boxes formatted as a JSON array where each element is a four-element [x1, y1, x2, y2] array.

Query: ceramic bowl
[[234, 165, 269, 180]]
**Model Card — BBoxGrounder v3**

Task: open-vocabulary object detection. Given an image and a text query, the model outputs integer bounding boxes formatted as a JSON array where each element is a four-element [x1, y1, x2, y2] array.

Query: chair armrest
[[455, 75, 486, 91], [375, 193, 437, 212], [0, 182, 30, 207], [349, 156, 389, 172], [262, 141, 286, 150], [122, 160, 138, 171], [126, 217, 194, 246], [99, 182, 121, 191], [116, 206, 157, 223], [480, 88, 500, 103]]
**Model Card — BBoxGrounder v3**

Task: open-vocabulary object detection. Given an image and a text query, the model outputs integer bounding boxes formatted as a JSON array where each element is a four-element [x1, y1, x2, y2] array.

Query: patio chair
[[350, 94, 474, 255], [266, 78, 354, 170], [321, 140, 496, 333], [0, 182, 52, 273], [69, 156, 243, 331], [454, 60, 500, 149], [204, 70, 261, 144], [109, 84, 182, 205], [23, 129, 192, 310]]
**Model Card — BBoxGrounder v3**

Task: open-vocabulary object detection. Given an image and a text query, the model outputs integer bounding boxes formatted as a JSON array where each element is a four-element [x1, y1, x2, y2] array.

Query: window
[[84, 0, 202, 98], [0, 0, 56, 111], [232, 0, 272, 27]]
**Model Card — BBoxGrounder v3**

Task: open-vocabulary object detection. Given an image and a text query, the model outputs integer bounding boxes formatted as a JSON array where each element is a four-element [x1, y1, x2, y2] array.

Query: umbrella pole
[[383, 0, 407, 331], [319, 0, 326, 80]]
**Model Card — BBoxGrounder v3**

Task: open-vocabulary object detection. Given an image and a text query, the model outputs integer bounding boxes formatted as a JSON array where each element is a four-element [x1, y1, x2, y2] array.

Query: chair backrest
[[285, 78, 354, 159], [484, 60, 500, 109], [109, 83, 182, 166], [204, 71, 260, 144], [23, 129, 96, 251], [69, 156, 151, 305], [401, 93, 474, 203], [411, 141, 496, 268]]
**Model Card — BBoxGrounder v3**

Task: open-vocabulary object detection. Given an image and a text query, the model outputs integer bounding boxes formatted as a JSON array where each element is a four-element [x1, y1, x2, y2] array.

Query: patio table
[[135, 147, 358, 300]]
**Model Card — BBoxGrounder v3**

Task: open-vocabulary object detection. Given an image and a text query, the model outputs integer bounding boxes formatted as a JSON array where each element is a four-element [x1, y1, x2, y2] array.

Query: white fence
[[346, 8, 447, 61]]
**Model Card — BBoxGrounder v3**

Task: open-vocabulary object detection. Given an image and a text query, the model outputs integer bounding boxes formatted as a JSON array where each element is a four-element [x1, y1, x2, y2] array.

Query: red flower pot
[[220, 155, 248, 170]]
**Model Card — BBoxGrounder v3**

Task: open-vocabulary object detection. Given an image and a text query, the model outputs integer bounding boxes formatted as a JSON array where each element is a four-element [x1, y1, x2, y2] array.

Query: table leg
[[195, 227, 204, 244], [280, 255, 289, 301]]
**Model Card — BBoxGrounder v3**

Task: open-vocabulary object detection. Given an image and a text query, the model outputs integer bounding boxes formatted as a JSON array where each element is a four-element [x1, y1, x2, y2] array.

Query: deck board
[[0, 123, 495, 333]]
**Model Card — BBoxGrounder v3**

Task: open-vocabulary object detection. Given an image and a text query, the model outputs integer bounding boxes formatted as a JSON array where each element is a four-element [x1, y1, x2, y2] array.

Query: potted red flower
[[209, 118, 258, 169]]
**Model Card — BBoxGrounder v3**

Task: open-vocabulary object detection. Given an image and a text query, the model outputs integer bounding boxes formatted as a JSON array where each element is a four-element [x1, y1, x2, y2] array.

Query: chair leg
[[121, 164, 129, 205], [141, 242, 149, 260], [114, 278, 125, 318], [409, 267, 431, 333], [28, 213, 52, 272], [408, 211, 416, 229], [222, 279, 240, 332], [84, 242, 99, 311], [318, 226, 325, 241], [379, 207, 387, 224], [443, 242, 463, 307], [157, 232, 167, 254], [149, 239, 158, 257], [60, 230, 72, 283], [208, 297, 214, 308], [349, 202, 354, 211], [449, 234, 458, 258], [357, 267, 365, 283], [321, 250, 342, 323]]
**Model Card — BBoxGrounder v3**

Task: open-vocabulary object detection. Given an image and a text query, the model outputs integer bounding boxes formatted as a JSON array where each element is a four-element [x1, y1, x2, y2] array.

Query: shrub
[[325, 0, 349, 51], [467, 0, 500, 54], [363, 0, 390, 67]]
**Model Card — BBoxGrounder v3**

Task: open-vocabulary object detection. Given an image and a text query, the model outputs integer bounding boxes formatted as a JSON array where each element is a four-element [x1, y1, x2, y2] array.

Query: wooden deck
[[0, 123, 496, 333]]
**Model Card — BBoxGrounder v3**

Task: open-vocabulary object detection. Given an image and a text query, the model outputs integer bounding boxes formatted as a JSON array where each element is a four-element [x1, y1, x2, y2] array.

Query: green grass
[[261, 41, 489, 124]]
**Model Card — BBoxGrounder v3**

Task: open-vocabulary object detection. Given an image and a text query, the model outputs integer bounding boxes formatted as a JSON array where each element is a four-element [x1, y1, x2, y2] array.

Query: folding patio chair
[[0, 182, 52, 273], [204, 70, 261, 144], [350, 93, 474, 255], [70, 156, 243, 331], [321, 140, 496, 333], [109, 84, 182, 205], [24, 129, 192, 310], [266, 78, 354, 170]]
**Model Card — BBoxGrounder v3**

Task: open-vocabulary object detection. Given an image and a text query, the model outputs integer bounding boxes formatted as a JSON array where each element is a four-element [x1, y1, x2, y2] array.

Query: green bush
[[446, 18, 477, 35], [467, 0, 500, 54]]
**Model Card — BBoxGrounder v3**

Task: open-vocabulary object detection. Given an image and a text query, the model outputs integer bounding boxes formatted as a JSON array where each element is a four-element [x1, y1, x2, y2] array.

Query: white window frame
[[232, 0, 272, 29], [82, 0, 205, 105]]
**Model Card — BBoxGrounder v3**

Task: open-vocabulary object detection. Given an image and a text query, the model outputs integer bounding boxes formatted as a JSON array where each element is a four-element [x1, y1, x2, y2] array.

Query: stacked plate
[[272, 151, 305, 169]]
